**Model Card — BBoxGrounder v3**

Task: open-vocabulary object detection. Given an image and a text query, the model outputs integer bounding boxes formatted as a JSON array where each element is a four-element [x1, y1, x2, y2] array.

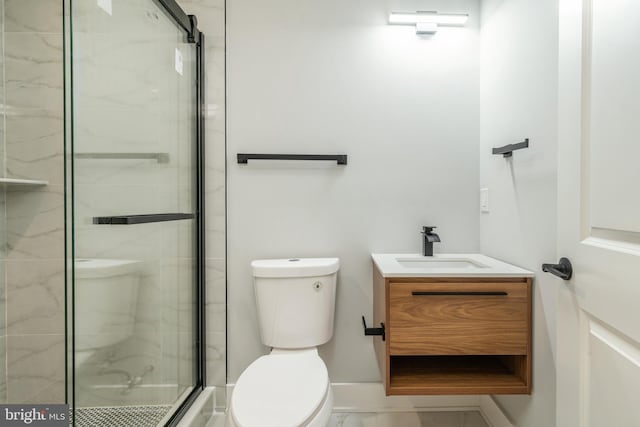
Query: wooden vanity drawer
[[389, 282, 530, 356]]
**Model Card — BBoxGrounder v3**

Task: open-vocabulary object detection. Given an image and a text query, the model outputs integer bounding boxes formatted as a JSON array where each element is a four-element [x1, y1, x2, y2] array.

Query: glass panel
[[70, 0, 198, 424], [0, 1, 5, 403]]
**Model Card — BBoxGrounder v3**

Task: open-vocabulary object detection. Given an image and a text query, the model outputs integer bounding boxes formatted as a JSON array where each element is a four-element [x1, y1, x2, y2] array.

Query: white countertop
[[371, 253, 534, 278]]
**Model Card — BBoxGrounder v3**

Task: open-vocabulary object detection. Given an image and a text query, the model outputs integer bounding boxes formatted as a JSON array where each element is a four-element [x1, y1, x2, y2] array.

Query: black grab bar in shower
[[237, 153, 348, 165], [75, 152, 170, 163], [93, 213, 195, 225]]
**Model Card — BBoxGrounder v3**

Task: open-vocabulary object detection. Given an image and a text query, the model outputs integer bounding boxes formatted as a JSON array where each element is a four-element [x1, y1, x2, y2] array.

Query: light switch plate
[[480, 188, 490, 213]]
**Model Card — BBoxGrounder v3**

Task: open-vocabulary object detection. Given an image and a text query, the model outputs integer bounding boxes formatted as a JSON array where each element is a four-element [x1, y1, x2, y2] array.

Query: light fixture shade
[[389, 11, 469, 26]]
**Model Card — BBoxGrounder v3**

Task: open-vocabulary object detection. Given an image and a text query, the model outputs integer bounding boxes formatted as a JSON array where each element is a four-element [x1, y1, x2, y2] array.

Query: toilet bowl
[[228, 258, 340, 427], [229, 349, 333, 427]]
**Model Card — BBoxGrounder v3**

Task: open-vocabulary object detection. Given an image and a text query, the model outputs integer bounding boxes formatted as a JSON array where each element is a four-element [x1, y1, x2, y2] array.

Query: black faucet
[[421, 226, 440, 256]]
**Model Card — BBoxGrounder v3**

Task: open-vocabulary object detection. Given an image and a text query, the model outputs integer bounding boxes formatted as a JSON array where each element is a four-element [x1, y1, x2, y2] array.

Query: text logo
[[0, 405, 68, 426]]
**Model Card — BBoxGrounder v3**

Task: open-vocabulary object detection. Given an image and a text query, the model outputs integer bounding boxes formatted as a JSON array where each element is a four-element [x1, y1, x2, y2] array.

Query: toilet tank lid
[[251, 258, 340, 278]]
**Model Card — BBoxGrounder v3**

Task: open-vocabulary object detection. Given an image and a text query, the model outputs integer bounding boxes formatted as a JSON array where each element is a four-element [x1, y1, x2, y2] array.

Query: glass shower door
[[69, 0, 203, 425]]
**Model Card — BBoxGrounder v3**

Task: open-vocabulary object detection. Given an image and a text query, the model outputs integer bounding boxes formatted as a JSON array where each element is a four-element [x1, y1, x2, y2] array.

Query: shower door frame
[[158, 1, 207, 425], [65, 0, 207, 425]]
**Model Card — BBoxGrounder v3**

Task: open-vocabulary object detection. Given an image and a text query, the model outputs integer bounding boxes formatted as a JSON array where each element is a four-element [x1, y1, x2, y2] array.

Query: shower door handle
[[93, 213, 195, 225]]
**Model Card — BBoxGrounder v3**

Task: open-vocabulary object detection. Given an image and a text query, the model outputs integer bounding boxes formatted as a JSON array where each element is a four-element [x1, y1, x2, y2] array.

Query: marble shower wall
[[177, 0, 226, 391], [0, 0, 225, 407], [2, 0, 66, 404]]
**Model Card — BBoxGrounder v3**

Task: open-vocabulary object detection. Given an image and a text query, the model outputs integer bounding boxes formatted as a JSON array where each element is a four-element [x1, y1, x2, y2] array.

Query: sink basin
[[371, 253, 535, 278], [395, 258, 487, 269]]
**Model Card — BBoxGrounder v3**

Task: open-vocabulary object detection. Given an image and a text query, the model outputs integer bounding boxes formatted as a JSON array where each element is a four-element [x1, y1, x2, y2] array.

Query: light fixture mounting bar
[[388, 11, 469, 26]]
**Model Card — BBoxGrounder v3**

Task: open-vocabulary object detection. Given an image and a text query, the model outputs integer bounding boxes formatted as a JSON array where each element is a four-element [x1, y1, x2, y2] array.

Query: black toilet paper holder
[[362, 316, 385, 341]]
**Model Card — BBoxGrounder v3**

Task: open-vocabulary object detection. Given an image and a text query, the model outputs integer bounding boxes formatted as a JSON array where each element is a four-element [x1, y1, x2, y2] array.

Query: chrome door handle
[[542, 257, 573, 280]]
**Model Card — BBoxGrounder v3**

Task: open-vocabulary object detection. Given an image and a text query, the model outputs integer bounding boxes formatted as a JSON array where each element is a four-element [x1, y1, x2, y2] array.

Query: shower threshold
[[74, 404, 172, 427]]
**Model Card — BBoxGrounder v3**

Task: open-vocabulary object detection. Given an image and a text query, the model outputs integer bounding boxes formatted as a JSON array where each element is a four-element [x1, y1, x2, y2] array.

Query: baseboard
[[224, 382, 513, 427]]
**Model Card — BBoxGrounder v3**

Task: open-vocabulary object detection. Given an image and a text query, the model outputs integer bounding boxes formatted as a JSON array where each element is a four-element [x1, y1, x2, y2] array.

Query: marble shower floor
[[206, 411, 490, 427]]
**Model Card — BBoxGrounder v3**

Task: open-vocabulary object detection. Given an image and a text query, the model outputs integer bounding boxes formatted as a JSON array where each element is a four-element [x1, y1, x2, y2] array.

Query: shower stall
[[66, 0, 206, 425], [0, 0, 211, 425]]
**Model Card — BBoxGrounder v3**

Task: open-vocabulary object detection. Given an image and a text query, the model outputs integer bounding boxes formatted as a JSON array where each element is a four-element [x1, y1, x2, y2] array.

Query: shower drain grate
[[74, 405, 172, 427]]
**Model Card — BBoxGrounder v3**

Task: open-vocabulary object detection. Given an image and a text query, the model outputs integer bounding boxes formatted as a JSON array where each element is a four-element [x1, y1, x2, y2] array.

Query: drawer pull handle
[[411, 291, 508, 296]]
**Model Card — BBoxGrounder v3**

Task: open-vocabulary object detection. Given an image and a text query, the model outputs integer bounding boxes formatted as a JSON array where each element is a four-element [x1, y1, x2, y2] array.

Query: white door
[[556, 0, 640, 426]]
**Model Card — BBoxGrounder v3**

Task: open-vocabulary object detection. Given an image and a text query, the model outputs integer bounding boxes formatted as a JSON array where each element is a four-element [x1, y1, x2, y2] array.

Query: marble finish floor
[[206, 411, 489, 427]]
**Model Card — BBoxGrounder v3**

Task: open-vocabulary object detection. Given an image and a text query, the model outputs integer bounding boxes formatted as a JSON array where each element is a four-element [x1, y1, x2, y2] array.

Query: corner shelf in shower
[[0, 178, 49, 187]]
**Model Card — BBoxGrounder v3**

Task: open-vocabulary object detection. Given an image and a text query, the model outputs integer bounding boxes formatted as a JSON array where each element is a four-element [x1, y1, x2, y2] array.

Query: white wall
[[480, 0, 558, 426], [227, 0, 481, 382]]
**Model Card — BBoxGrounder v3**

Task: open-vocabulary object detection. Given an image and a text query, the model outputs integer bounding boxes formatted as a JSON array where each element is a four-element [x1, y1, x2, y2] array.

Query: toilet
[[229, 257, 340, 427]]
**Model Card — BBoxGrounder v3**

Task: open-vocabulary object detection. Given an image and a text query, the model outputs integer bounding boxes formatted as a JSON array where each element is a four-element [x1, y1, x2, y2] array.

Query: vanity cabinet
[[373, 265, 532, 395]]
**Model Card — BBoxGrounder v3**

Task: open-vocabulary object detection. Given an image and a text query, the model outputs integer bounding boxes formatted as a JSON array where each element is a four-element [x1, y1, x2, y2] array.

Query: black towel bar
[[237, 153, 347, 165]]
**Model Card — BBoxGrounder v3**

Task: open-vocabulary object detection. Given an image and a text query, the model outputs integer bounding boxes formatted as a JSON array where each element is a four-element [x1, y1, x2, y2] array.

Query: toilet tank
[[252, 258, 339, 349]]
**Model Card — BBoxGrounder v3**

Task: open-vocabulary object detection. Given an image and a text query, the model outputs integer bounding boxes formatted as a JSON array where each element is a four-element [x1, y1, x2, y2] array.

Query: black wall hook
[[492, 138, 529, 158], [362, 316, 385, 341]]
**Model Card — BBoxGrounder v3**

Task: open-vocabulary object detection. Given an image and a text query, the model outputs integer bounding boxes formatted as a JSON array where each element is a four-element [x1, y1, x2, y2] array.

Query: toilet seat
[[231, 348, 329, 427]]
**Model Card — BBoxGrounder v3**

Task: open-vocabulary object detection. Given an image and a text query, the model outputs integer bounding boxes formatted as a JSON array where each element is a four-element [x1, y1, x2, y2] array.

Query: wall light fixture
[[389, 11, 469, 34]]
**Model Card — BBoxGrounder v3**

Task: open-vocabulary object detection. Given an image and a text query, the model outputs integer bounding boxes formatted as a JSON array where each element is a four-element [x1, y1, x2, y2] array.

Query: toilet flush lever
[[362, 316, 385, 341]]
